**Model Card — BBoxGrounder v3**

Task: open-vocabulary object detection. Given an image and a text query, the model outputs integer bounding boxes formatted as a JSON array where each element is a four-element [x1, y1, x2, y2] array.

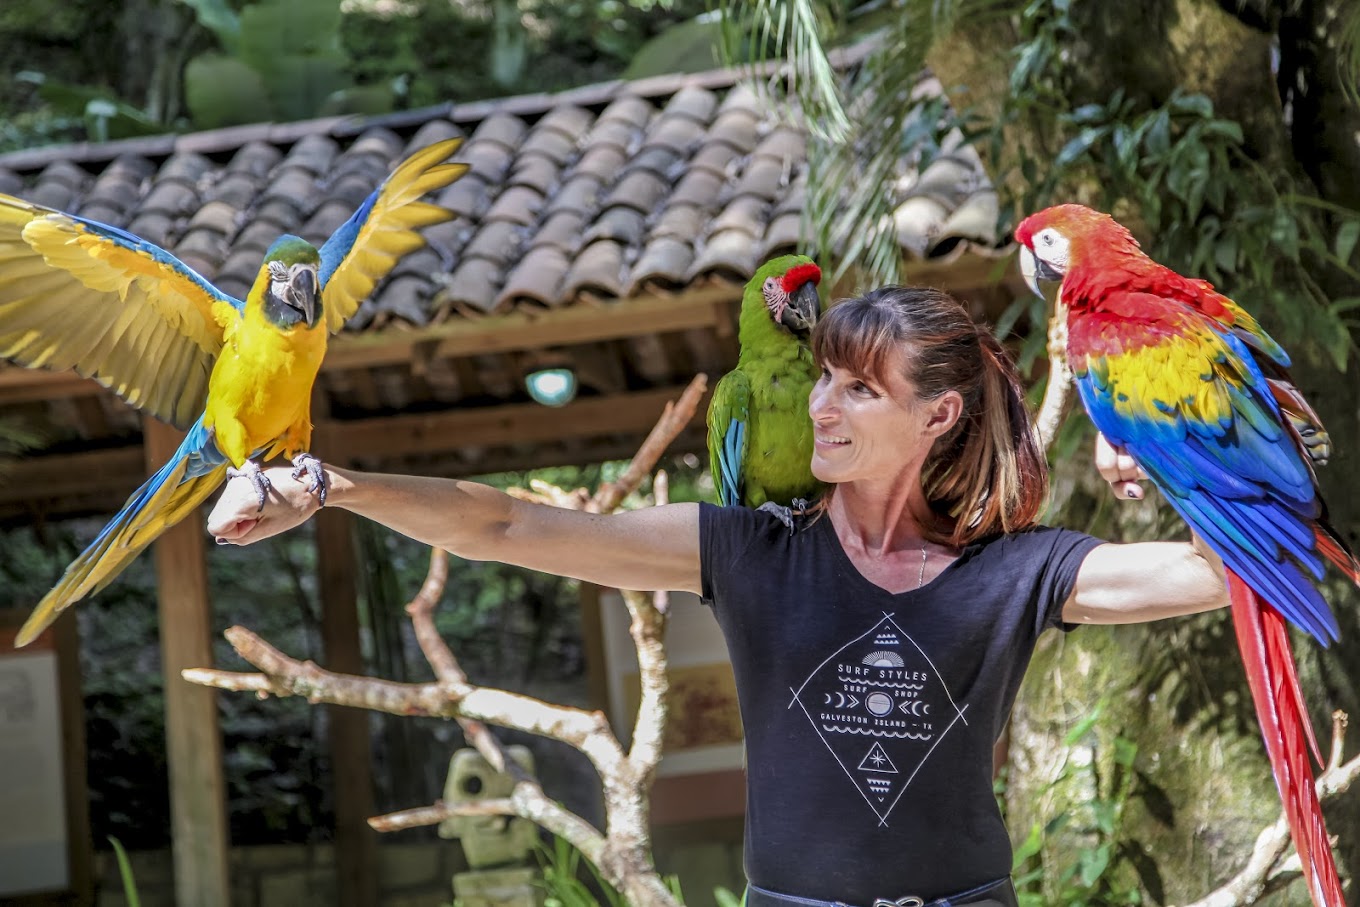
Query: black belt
[[746, 877, 1018, 907]]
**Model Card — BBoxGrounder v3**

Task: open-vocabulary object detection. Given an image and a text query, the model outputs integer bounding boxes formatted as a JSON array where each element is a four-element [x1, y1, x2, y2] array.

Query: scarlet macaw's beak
[[1019, 245, 1063, 301]]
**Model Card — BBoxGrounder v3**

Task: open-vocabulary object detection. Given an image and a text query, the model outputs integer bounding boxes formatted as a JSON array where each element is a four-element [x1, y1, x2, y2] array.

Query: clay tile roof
[[0, 36, 1000, 334]]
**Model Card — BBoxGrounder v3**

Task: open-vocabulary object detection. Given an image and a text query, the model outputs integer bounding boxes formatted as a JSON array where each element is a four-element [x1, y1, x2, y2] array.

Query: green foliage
[[108, 836, 143, 907], [529, 834, 685, 907], [988, 0, 1360, 371], [1007, 704, 1161, 906]]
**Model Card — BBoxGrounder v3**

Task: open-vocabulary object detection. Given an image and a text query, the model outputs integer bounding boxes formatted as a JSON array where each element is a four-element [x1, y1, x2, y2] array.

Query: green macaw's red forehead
[[781, 262, 821, 291]]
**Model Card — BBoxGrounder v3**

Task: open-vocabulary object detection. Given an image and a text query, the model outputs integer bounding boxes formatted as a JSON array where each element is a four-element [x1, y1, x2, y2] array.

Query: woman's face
[[808, 354, 944, 485]]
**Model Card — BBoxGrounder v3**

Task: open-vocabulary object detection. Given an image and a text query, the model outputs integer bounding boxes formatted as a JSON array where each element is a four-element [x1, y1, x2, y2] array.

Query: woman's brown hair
[[811, 285, 1048, 547]]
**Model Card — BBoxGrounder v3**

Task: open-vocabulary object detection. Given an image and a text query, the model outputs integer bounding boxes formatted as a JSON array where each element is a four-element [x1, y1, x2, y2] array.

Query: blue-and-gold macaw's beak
[[781, 279, 821, 338], [1018, 245, 1064, 301], [289, 267, 320, 327]]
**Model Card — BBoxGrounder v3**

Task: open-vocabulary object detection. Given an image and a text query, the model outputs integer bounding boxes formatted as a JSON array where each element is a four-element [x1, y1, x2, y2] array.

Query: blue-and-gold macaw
[[2, 137, 468, 647], [1016, 203, 1356, 907]]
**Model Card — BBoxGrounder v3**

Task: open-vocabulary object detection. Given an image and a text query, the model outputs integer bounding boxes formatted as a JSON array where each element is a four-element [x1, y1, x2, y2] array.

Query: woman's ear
[[924, 390, 964, 437]]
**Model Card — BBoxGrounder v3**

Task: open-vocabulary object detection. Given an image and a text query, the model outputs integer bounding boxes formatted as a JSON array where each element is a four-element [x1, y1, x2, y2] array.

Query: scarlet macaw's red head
[[1014, 204, 1142, 299]]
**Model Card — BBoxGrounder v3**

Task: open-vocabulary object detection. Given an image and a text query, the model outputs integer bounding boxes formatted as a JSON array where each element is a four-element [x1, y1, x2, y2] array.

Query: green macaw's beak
[[781, 279, 821, 338], [290, 267, 320, 327]]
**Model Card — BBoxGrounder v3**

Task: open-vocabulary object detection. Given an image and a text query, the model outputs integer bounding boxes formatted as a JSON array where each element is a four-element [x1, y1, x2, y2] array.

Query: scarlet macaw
[[1015, 203, 1355, 906], [1, 137, 468, 647], [706, 254, 824, 525]]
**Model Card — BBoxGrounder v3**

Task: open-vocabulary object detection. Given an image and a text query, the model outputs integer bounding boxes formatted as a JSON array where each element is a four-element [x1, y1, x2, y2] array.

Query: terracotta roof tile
[[707, 109, 761, 153], [562, 239, 626, 299], [668, 168, 723, 211], [662, 86, 720, 123], [407, 119, 464, 151], [438, 174, 492, 220], [440, 257, 507, 315], [710, 194, 768, 236], [496, 244, 570, 308], [468, 112, 528, 150], [528, 210, 588, 253], [125, 210, 175, 246], [627, 236, 694, 293], [0, 46, 999, 337], [759, 211, 804, 259], [543, 173, 603, 217], [536, 105, 595, 138], [141, 180, 200, 218], [76, 201, 127, 226], [226, 141, 283, 177], [641, 115, 705, 155], [463, 218, 528, 263], [516, 127, 578, 166], [508, 154, 560, 195], [690, 228, 756, 280], [580, 117, 640, 151], [650, 203, 707, 240], [484, 184, 544, 226], [603, 169, 669, 213], [583, 206, 646, 246], [459, 140, 517, 184], [572, 144, 629, 184], [689, 141, 741, 176], [732, 155, 789, 202]]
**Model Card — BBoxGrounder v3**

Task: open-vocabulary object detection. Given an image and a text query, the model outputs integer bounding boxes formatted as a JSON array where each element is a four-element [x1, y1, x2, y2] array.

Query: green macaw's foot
[[755, 501, 797, 534], [291, 453, 327, 506], [790, 498, 810, 513], [227, 459, 271, 513]]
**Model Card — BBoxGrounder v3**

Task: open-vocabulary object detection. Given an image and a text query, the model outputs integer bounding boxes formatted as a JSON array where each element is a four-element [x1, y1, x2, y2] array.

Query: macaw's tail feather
[[1229, 573, 1344, 907], [15, 456, 228, 647], [1315, 522, 1360, 586]]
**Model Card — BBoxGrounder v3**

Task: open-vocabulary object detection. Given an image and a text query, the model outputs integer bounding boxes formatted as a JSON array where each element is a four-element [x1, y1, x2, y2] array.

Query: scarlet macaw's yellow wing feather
[[318, 137, 469, 332], [0, 195, 240, 429]]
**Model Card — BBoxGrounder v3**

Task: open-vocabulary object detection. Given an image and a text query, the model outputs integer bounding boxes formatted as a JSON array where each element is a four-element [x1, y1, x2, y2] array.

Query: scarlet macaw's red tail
[[1228, 572, 1343, 906]]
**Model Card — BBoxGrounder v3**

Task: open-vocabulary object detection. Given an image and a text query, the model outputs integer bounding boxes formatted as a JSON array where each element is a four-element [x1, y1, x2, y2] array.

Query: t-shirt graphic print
[[790, 612, 969, 825]]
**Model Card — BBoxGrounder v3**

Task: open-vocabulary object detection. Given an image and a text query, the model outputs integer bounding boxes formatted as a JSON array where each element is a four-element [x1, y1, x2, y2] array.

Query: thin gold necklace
[[917, 542, 928, 589]]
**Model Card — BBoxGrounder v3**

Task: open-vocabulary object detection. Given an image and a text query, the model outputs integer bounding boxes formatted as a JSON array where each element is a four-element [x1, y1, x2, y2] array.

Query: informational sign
[[0, 647, 70, 895], [599, 590, 744, 777]]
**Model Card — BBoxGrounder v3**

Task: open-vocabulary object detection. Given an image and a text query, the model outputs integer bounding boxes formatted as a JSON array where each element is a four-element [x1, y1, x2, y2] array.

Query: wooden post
[[316, 506, 379, 907], [143, 418, 230, 907]]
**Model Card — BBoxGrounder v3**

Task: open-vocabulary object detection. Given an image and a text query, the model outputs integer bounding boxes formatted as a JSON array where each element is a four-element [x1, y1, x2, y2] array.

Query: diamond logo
[[789, 614, 968, 825]]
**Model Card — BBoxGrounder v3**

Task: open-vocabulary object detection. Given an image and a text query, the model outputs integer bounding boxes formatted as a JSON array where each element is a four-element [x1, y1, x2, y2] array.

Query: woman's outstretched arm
[[208, 465, 703, 595]]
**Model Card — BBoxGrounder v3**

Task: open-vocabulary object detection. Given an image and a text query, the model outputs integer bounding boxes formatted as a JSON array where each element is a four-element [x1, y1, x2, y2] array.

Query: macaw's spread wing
[[707, 369, 752, 508], [0, 194, 242, 430], [318, 138, 469, 332], [1072, 298, 1338, 643]]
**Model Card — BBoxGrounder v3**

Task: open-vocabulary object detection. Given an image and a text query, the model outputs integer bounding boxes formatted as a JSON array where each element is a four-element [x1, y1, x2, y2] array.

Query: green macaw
[[706, 254, 824, 527], [0, 138, 468, 646]]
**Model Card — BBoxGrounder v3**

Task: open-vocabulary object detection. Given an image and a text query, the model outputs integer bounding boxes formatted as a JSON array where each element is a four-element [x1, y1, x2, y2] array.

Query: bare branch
[[1179, 711, 1360, 907], [625, 470, 672, 788], [587, 374, 708, 513]]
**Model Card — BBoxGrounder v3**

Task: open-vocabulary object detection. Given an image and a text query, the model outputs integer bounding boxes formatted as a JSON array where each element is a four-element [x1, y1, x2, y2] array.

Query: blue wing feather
[[1075, 317, 1338, 645], [719, 419, 746, 508]]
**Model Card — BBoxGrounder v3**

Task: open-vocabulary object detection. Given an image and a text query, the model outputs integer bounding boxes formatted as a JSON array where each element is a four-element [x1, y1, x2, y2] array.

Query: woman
[[209, 286, 1228, 907]]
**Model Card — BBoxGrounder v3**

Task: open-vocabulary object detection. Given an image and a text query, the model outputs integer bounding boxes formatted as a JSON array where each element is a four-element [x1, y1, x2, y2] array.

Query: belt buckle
[[872, 899, 924, 907]]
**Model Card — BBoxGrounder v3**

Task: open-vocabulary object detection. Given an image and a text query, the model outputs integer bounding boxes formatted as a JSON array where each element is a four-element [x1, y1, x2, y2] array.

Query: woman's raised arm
[[207, 464, 703, 595]]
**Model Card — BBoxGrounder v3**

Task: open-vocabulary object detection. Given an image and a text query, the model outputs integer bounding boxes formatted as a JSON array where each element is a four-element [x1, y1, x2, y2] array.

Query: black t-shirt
[[698, 503, 1104, 903]]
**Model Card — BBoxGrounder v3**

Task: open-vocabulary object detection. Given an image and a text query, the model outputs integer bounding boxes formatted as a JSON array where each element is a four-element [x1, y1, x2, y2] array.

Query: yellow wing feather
[[321, 138, 469, 332], [0, 197, 236, 429]]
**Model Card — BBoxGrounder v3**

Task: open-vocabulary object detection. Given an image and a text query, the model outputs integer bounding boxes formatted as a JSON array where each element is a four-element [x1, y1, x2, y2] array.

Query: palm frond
[[1340, 0, 1360, 107]]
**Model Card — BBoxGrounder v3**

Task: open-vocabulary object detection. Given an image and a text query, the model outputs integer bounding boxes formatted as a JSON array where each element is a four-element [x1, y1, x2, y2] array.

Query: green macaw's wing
[[317, 137, 469, 332], [707, 369, 752, 508], [0, 194, 241, 429]]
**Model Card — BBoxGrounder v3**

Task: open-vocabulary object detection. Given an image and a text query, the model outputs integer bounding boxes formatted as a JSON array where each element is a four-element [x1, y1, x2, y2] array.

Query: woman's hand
[[208, 464, 331, 545], [1095, 432, 1148, 500]]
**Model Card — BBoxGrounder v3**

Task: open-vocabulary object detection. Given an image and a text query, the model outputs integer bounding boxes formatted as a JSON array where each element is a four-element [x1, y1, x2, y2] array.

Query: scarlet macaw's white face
[[1019, 226, 1071, 299], [807, 360, 940, 487]]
